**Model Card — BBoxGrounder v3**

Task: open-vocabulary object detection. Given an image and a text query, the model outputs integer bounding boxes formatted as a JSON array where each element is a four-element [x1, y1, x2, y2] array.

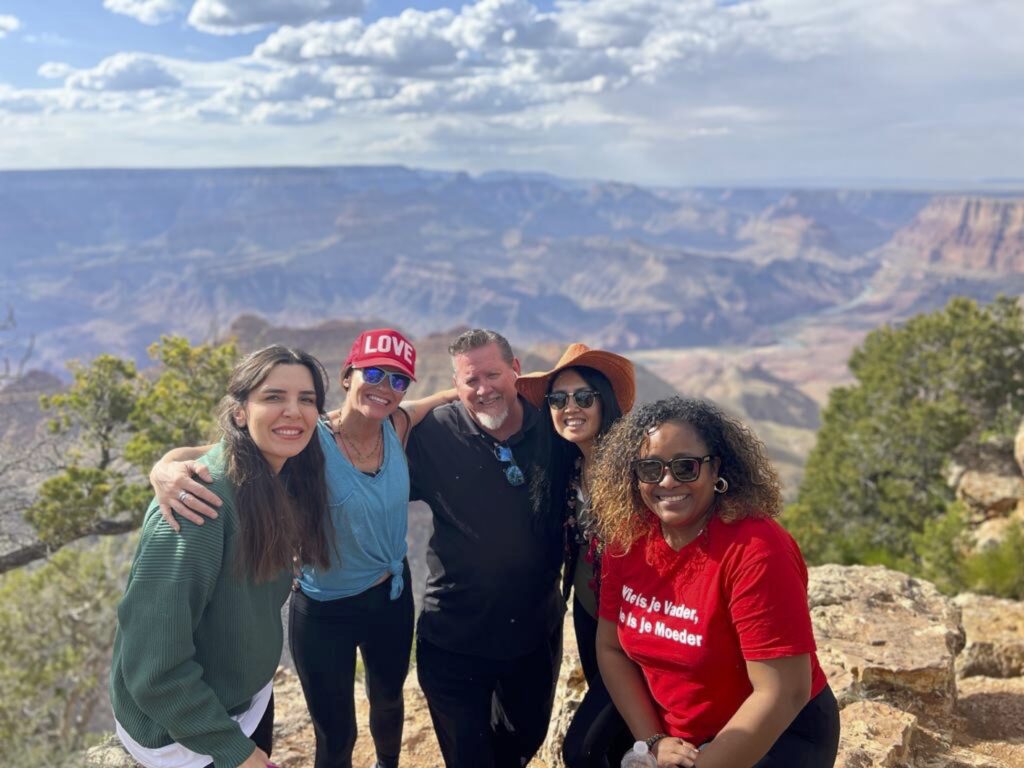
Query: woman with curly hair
[[591, 397, 839, 768]]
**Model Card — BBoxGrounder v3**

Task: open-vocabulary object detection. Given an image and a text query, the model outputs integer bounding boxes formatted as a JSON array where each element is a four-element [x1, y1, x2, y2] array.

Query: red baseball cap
[[343, 328, 417, 380]]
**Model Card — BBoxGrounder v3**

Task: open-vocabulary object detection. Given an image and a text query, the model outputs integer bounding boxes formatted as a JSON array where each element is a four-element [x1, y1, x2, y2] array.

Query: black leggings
[[290, 561, 415, 768], [201, 692, 274, 768], [563, 597, 634, 768], [751, 685, 841, 767]]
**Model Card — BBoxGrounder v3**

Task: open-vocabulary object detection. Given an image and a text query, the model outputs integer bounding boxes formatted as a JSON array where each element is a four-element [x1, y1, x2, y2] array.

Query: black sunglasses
[[359, 366, 412, 393], [634, 455, 715, 484], [546, 389, 600, 410], [493, 443, 525, 487]]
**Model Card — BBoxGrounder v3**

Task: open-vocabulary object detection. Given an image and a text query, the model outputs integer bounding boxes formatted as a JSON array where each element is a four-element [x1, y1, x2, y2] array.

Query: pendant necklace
[[335, 417, 382, 465]]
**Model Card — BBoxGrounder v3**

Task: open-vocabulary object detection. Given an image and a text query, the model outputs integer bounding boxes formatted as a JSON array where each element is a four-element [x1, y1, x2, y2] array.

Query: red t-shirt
[[598, 514, 827, 744]]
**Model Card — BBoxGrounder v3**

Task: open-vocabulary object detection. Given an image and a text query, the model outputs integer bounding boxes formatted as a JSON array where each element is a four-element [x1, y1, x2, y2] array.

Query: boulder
[[835, 700, 916, 767], [809, 564, 964, 716], [957, 470, 1024, 518], [953, 594, 1024, 678], [951, 438, 1024, 520]]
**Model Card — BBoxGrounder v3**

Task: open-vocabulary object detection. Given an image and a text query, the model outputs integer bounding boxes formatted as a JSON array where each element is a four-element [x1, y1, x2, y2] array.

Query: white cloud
[[66, 53, 183, 91], [0, 86, 45, 114], [254, 19, 360, 62], [448, 0, 569, 50], [255, 12, 460, 74], [261, 67, 336, 101], [188, 0, 364, 35], [2, 0, 1024, 184], [250, 0, 795, 108], [103, 0, 182, 25], [0, 14, 20, 38], [38, 62, 74, 79], [249, 97, 336, 124]]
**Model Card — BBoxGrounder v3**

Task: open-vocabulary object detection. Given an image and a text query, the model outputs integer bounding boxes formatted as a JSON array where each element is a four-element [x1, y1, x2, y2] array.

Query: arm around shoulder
[[150, 443, 222, 530], [397, 388, 458, 444]]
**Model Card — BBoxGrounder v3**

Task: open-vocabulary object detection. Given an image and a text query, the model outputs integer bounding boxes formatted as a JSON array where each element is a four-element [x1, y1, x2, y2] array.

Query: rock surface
[[810, 564, 965, 716], [835, 700, 917, 768], [888, 197, 1024, 274], [957, 470, 1024, 518], [84, 565, 1024, 768], [954, 593, 1024, 679], [951, 439, 1024, 520], [949, 433, 1024, 554]]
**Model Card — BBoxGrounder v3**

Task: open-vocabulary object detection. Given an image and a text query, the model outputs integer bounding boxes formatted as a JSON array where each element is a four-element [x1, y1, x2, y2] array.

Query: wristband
[[644, 733, 669, 750]]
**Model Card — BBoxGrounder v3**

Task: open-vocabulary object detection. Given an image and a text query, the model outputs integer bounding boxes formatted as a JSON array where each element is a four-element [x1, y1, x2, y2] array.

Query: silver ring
[[178, 491, 190, 504]]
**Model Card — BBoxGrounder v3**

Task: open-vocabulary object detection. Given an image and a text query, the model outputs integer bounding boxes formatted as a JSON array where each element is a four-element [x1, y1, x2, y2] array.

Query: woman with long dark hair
[[111, 345, 333, 768], [148, 328, 455, 768], [516, 343, 636, 768]]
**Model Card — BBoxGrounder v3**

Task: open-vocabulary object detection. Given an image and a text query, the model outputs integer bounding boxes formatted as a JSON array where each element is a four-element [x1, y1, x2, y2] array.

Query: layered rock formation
[[955, 594, 1024, 680], [886, 197, 1024, 274], [85, 565, 1024, 768]]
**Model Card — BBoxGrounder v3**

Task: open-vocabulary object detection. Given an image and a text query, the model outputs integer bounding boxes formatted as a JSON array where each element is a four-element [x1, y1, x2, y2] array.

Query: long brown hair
[[217, 345, 334, 582]]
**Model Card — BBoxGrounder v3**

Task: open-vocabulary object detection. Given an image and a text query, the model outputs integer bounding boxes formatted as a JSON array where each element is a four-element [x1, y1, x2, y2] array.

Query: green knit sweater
[[110, 443, 292, 768]]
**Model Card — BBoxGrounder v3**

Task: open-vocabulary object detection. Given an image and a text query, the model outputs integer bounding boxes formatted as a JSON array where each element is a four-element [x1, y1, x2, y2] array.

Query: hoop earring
[[714, 477, 729, 494]]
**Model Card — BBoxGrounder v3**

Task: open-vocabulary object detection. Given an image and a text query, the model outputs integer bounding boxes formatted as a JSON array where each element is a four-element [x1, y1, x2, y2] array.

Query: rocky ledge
[[86, 565, 1024, 767]]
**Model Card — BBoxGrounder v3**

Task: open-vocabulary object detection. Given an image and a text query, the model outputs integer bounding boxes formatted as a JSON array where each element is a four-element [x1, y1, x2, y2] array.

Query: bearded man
[[406, 328, 563, 768]]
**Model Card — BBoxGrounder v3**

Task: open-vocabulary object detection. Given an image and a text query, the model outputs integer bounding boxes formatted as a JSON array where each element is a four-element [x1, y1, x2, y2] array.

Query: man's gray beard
[[475, 404, 509, 432]]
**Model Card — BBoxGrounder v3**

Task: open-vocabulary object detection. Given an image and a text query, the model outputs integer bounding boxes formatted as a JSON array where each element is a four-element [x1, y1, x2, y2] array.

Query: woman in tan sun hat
[[517, 343, 636, 768]]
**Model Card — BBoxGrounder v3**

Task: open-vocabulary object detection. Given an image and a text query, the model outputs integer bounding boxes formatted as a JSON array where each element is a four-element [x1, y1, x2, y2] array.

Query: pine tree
[[788, 296, 1024, 567]]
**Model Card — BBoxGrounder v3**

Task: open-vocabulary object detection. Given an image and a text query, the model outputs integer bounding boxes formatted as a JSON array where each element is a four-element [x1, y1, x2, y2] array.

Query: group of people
[[110, 326, 841, 768]]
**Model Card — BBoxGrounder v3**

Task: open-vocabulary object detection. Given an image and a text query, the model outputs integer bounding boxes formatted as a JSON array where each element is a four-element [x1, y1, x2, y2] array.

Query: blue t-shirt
[[297, 418, 409, 601]]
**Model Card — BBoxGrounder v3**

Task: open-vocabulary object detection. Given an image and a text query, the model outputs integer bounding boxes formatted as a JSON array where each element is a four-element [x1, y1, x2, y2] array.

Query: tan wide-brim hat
[[517, 343, 636, 412]]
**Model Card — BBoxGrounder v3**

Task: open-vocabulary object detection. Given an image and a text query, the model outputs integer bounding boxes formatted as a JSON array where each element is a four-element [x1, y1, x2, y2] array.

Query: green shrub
[[791, 296, 1024, 579]]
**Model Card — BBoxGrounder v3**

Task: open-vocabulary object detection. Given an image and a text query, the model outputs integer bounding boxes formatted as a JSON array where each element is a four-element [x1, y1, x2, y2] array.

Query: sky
[[0, 0, 1022, 186]]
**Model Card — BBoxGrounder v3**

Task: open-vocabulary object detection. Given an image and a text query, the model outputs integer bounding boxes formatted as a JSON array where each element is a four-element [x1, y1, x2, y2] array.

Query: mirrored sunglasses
[[493, 443, 525, 487], [360, 366, 412, 393], [545, 389, 600, 410], [634, 455, 715, 484]]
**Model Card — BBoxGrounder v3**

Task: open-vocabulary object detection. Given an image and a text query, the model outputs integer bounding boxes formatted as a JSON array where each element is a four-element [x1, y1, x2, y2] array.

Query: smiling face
[[638, 420, 720, 549], [452, 342, 521, 431], [549, 369, 602, 452], [235, 363, 320, 474], [344, 365, 407, 420]]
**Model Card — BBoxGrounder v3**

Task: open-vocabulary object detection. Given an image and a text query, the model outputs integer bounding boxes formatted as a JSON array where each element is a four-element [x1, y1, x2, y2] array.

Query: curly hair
[[590, 396, 782, 550]]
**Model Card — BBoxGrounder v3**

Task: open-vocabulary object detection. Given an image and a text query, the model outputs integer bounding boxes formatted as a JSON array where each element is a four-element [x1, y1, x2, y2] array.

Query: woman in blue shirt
[[151, 328, 455, 768]]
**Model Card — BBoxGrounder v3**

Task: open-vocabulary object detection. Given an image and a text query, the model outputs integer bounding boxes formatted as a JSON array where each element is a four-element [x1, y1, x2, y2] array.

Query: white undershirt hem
[[114, 680, 273, 768]]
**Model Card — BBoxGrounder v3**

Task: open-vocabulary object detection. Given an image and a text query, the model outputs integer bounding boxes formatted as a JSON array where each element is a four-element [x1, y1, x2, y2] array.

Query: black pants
[[563, 597, 634, 768], [290, 562, 415, 768], [751, 685, 841, 767], [416, 626, 562, 768], [201, 693, 274, 768]]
